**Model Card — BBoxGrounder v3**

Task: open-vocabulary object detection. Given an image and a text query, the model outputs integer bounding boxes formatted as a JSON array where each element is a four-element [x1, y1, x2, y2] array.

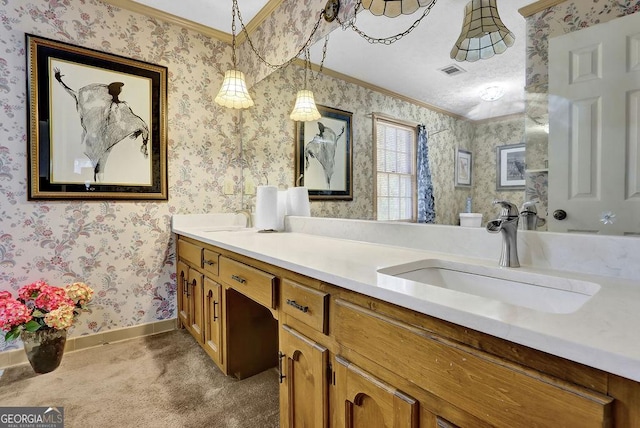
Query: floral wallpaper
[[240, 0, 358, 87], [0, 0, 241, 352], [473, 116, 526, 223]]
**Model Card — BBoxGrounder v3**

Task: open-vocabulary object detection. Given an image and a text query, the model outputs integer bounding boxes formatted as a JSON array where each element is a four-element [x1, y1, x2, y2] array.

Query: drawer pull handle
[[278, 351, 286, 383], [286, 299, 309, 313], [205, 260, 217, 266], [231, 274, 246, 284]]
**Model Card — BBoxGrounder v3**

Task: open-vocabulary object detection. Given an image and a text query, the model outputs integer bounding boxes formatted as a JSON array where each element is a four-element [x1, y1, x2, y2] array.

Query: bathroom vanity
[[173, 217, 640, 427]]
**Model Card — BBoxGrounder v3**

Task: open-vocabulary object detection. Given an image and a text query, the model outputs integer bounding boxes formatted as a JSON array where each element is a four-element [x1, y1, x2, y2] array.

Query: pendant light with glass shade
[[290, 48, 321, 121], [214, 0, 254, 109], [450, 0, 515, 62], [361, 0, 437, 18]]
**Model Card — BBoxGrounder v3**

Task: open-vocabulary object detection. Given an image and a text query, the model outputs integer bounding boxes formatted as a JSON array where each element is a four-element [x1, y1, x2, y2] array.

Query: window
[[374, 117, 417, 221]]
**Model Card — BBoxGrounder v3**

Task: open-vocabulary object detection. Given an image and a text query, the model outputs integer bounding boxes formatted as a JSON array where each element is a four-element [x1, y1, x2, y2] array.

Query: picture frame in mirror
[[496, 143, 526, 191], [454, 148, 472, 188]]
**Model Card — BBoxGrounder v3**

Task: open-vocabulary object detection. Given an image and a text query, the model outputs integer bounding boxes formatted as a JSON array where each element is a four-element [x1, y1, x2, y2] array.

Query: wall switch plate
[[244, 179, 255, 195], [223, 179, 235, 195]]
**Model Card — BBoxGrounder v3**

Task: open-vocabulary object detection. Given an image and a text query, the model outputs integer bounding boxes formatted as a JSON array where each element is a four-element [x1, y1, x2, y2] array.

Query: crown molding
[[518, 0, 566, 17], [236, 0, 285, 44], [294, 59, 467, 122], [101, 0, 285, 45]]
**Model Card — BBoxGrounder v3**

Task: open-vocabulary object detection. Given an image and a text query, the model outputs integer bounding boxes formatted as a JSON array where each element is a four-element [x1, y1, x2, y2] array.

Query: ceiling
[[130, 0, 532, 121]]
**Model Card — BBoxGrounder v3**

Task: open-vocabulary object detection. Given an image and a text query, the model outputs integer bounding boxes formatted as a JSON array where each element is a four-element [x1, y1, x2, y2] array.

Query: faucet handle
[[492, 200, 519, 218], [520, 200, 538, 214]]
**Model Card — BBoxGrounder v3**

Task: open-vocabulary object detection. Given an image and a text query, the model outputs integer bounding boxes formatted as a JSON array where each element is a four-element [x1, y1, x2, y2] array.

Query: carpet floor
[[0, 329, 279, 427]]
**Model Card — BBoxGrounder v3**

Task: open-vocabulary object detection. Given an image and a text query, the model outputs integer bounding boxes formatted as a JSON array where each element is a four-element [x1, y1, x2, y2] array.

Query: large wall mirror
[[240, 1, 640, 237]]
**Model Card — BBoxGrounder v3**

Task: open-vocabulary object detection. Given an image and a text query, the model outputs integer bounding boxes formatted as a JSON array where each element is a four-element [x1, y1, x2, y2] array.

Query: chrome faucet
[[486, 200, 520, 268]]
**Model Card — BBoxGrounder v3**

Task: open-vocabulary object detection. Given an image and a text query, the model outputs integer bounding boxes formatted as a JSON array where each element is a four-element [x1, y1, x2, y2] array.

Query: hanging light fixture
[[214, 0, 254, 109], [450, 0, 515, 62], [333, 0, 438, 45], [290, 48, 321, 121], [361, 0, 436, 18]]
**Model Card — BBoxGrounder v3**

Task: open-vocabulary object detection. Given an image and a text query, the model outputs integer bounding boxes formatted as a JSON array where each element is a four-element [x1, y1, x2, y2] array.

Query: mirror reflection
[[240, 1, 640, 237]]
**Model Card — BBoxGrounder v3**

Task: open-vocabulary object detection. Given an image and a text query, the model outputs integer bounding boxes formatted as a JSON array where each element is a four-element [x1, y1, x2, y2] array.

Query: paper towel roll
[[255, 185, 278, 231], [277, 190, 288, 231], [286, 187, 311, 217]]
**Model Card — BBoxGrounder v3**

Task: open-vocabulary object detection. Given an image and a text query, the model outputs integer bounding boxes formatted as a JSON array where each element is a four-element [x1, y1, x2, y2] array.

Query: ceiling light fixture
[[480, 85, 505, 101], [361, 0, 436, 18], [335, 0, 438, 45], [450, 0, 515, 62], [214, 0, 254, 109]]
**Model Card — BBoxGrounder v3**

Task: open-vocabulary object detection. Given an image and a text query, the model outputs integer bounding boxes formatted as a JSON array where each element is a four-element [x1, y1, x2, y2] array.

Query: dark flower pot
[[20, 328, 67, 374]]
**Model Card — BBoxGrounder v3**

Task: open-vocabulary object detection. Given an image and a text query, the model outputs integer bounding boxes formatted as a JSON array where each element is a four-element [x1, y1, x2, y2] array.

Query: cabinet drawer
[[178, 239, 202, 267], [203, 249, 220, 276], [219, 257, 277, 308], [281, 279, 328, 334], [334, 299, 613, 428]]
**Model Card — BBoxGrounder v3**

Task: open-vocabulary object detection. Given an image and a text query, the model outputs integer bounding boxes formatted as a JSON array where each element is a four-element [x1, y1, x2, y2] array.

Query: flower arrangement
[[0, 280, 93, 341]]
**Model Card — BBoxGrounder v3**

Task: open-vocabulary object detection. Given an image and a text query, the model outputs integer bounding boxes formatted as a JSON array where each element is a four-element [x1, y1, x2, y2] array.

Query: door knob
[[553, 209, 567, 220]]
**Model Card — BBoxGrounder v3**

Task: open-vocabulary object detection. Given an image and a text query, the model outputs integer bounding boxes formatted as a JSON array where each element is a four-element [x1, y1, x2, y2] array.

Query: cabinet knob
[[205, 260, 216, 266], [553, 209, 567, 220]]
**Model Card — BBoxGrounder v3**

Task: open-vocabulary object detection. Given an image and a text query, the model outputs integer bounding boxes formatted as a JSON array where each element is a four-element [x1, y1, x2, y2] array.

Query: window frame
[[372, 114, 418, 222]]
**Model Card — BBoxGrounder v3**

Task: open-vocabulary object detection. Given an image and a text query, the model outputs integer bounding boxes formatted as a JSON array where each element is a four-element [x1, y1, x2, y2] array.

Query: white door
[[548, 12, 640, 235]]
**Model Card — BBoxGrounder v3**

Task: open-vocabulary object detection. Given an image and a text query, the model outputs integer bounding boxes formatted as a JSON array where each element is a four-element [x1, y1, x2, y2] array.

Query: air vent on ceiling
[[439, 64, 466, 76]]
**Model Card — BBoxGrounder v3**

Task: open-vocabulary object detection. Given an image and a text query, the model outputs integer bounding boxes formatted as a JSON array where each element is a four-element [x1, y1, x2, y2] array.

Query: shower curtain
[[417, 125, 435, 223]]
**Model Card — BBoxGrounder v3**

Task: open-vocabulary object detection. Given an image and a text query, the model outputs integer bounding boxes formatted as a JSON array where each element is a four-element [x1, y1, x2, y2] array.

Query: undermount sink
[[377, 259, 600, 314]]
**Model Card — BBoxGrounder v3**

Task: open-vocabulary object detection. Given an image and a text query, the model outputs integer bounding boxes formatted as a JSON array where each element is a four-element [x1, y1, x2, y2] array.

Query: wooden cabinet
[[334, 355, 418, 428], [177, 260, 189, 329], [175, 234, 640, 428], [186, 268, 204, 343], [203, 277, 222, 367], [177, 258, 204, 343], [281, 279, 329, 334], [219, 256, 277, 309], [279, 324, 329, 428], [333, 298, 613, 428]]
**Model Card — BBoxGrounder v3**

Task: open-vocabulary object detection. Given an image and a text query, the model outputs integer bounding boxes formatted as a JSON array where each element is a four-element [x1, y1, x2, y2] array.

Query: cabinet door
[[203, 277, 223, 367], [334, 355, 418, 428], [187, 268, 204, 343], [177, 260, 189, 329], [279, 324, 329, 428]]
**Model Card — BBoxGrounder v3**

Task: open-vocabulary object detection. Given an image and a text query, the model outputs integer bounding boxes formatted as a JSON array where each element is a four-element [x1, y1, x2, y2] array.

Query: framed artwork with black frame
[[295, 105, 353, 200], [26, 34, 168, 200], [454, 148, 472, 188], [496, 143, 526, 190]]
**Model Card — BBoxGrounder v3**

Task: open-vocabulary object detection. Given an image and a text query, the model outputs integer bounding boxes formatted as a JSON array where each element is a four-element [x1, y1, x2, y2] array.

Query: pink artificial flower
[[18, 280, 48, 300], [34, 285, 73, 312], [0, 298, 32, 332], [0, 291, 12, 300]]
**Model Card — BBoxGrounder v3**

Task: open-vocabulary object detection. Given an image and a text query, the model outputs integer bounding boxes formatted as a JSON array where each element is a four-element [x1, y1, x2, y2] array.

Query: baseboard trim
[[0, 319, 177, 369]]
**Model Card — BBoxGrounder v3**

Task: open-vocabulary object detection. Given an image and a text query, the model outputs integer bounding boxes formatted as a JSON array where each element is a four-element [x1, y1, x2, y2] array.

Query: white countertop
[[173, 223, 640, 383]]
